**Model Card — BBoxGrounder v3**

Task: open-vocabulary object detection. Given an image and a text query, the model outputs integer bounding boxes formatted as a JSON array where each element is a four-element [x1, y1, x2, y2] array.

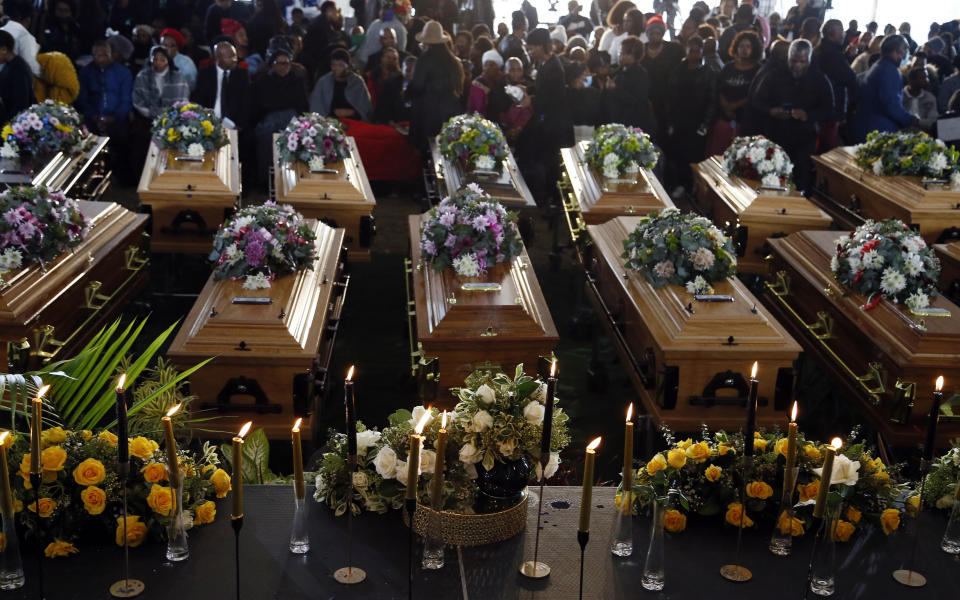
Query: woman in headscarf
[[406, 20, 463, 152], [131, 45, 190, 185], [467, 49, 509, 119]]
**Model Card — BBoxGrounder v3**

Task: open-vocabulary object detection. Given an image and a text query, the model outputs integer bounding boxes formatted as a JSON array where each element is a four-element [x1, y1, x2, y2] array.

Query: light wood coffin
[[934, 241, 960, 302], [167, 221, 347, 439], [137, 129, 241, 253], [813, 146, 960, 243], [692, 155, 832, 274], [560, 140, 674, 241], [408, 215, 557, 402], [272, 136, 375, 262], [0, 201, 149, 369], [0, 134, 111, 200], [765, 230, 960, 446], [584, 217, 801, 431], [429, 138, 535, 208]]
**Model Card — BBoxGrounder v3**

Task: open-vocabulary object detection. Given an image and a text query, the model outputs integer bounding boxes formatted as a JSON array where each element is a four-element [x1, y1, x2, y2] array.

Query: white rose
[[356, 430, 382, 453], [814, 454, 860, 487], [498, 438, 517, 456], [394, 460, 409, 486], [459, 442, 483, 464], [535, 452, 560, 480], [419, 449, 436, 474], [471, 410, 493, 432], [315, 472, 327, 496], [0, 143, 17, 159], [352, 471, 369, 490], [409, 405, 433, 428], [523, 401, 545, 426], [476, 384, 496, 404], [373, 447, 398, 478], [533, 383, 547, 403]]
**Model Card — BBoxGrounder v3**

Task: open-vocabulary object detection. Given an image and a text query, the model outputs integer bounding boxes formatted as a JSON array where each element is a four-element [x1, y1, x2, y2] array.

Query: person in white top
[[0, 1, 40, 77], [598, 0, 635, 65]]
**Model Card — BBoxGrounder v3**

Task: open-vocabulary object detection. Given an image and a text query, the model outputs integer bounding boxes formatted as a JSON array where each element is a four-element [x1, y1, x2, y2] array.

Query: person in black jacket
[[813, 19, 857, 150], [0, 30, 35, 126], [406, 21, 463, 153], [192, 41, 251, 130], [606, 36, 654, 133], [665, 35, 716, 193]]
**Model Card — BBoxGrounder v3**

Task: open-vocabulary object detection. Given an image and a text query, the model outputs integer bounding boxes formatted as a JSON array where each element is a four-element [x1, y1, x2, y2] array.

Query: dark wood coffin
[[935, 241, 960, 303], [0, 134, 111, 200], [584, 216, 801, 431], [429, 138, 535, 208], [765, 229, 960, 446]]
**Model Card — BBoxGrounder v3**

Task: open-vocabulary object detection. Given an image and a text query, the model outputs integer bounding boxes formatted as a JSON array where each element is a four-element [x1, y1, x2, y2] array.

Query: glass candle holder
[[165, 481, 189, 562], [289, 496, 310, 554]]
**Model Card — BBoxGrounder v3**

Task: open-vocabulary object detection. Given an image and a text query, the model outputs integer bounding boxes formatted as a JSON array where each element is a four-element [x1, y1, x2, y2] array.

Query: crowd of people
[[1, 0, 959, 199]]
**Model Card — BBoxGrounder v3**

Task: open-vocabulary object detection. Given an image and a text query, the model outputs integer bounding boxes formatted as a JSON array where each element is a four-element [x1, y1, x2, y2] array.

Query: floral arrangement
[[831, 218, 940, 311], [275, 112, 350, 171], [584, 123, 659, 178], [0, 186, 89, 276], [2, 428, 225, 557], [628, 425, 909, 540], [209, 201, 317, 290], [387, 0, 412, 17], [854, 130, 960, 185], [438, 114, 508, 172], [1, 101, 87, 159], [621, 207, 737, 294], [151, 101, 228, 157], [722, 135, 794, 187], [924, 446, 960, 511], [418, 185, 523, 277]]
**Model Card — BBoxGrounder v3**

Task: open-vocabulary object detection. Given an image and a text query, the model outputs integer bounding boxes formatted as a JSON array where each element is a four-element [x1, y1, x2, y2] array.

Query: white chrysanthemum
[[761, 173, 781, 187], [903, 253, 924, 276], [707, 226, 725, 244], [748, 146, 766, 164], [652, 260, 675, 279], [452, 252, 481, 277], [242, 273, 271, 289], [930, 152, 948, 172], [603, 152, 619, 166], [872, 158, 883, 175], [230, 215, 255, 234], [836, 235, 850, 246], [772, 150, 786, 170], [187, 142, 205, 157], [685, 275, 713, 295], [904, 291, 930, 312], [624, 161, 639, 174], [689, 247, 716, 271], [603, 165, 619, 178], [862, 249, 884, 270], [475, 154, 496, 170], [0, 143, 17, 159], [879, 268, 906, 295], [0, 248, 23, 271], [758, 159, 774, 173], [846, 254, 861, 271], [951, 170, 960, 188], [308, 155, 325, 171], [830, 255, 840, 273]]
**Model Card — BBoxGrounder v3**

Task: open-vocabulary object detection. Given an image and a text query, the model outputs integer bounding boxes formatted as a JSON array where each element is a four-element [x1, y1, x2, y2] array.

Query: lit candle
[[162, 404, 182, 490], [345, 366, 357, 457], [0, 432, 14, 519], [406, 410, 431, 501], [430, 411, 448, 510], [115, 374, 129, 466], [813, 438, 842, 519], [578, 437, 602, 533], [923, 376, 945, 463], [784, 401, 798, 492], [29, 384, 50, 474], [232, 421, 253, 518], [622, 404, 634, 514], [292, 418, 305, 501], [743, 362, 758, 458], [540, 361, 557, 464]]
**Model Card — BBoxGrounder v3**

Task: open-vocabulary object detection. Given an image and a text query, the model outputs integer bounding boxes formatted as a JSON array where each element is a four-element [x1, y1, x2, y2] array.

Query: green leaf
[[388, 409, 412, 426], [242, 428, 271, 484]]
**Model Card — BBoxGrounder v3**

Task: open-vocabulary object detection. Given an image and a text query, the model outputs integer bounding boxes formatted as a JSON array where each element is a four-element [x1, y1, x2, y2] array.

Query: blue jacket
[[76, 62, 133, 121], [850, 57, 916, 143]]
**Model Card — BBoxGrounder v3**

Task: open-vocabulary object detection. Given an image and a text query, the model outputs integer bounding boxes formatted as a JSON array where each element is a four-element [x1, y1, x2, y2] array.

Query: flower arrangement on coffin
[[151, 101, 229, 157], [924, 446, 960, 511], [418, 185, 523, 277], [2, 429, 224, 557], [209, 201, 318, 290], [854, 130, 960, 185], [0, 186, 89, 278], [621, 207, 737, 295], [1, 101, 87, 159], [831, 218, 940, 311], [584, 123, 659, 179], [438, 114, 508, 173], [275, 112, 350, 172], [627, 425, 909, 540], [722, 135, 794, 188]]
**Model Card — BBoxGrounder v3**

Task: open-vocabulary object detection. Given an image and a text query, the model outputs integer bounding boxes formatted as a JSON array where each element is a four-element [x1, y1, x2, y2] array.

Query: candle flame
[[936, 376, 944, 392], [292, 417, 303, 432], [441, 410, 447, 428], [626, 403, 633, 422], [238, 421, 253, 438], [790, 401, 798, 423], [414, 409, 431, 434], [750, 362, 758, 379], [35, 384, 50, 400], [116, 374, 126, 392], [346, 365, 355, 381], [587, 436, 602, 451], [830, 437, 843, 450], [165, 403, 182, 418], [0, 431, 7, 445], [550, 360, 557, 377]]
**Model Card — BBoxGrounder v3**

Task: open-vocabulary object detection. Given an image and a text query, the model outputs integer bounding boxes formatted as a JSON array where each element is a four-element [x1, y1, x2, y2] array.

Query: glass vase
[[609, 488, 633, 557], [165, 482, 189, 562], [289, 496, 310, 554], [641, 497, 666, 591], [421, 510, 444, 570], [769, 467, 799, 556], [809, 510, 838, 596], [0, 511, 24, 590], [942, 492, 960, 554]]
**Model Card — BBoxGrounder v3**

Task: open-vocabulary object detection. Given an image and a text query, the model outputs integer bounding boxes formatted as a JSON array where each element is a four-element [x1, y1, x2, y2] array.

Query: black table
[[10, 486, 959, 599]]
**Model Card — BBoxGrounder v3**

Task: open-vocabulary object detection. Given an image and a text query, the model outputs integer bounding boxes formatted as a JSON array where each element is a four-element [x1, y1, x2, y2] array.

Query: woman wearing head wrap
[[467, 49, 510, 120], [132, 46, 189, 120]]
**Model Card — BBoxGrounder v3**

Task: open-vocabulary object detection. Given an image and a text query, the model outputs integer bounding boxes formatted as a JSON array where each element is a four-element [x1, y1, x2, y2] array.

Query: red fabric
[[160, 28, 184, 48], [818, 121, 841, 152], [706, 119, 740, 156], [340, 118, 422, 181]]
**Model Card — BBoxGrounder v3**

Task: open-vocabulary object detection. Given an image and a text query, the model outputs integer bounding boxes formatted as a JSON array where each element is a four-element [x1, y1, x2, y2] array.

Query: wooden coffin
[[272, 136, 375, 262], [0, 134, 111, 200], [407, 214, 558, 403], [429, 138, 535, 208], [559, 140, 674, 242], [692, 155, 833, 274], [765, 230, 960, 446], [812, 146, 960, 243], [584, 217, 802, 431], [935, 241, 960, 303], [167, 221, 347, 439], [0, 201, 149, 369], [137, 129, 241, 253]]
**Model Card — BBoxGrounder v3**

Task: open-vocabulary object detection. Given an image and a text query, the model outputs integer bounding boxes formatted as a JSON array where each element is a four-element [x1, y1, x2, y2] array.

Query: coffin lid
[[167, 220, 344, 360], [273, 136, 375, 209], [587, 216, 801, 357], [408, 214, 557, 341], [0, 134, 108, 192], [136, 129, 240, 200], [934, 240, 960, 265], [429, 138, 535, 207], [561, 141, 674, 216], [769, 229, 960, 365]]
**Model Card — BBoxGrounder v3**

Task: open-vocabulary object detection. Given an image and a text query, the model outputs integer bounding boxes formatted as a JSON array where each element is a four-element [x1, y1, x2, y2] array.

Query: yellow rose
[[44, 539, 78, 558], [804, 444, 821, 461], [832, 519, 855, 542], [745, 481, 773, 500], [880, 508, 900, 535], [72, 458, 106, 486], [724, 502, 754, 528], [676, 438, 693, 450], [664, 509, 686, 533], [41, 445, 67, 471], [41, 426, 68, 445], [905, 495, 921, 517], [776, 510, 805, 536], [667, 448, 687, 469], [705, 464, 723, 482], [0, 432, 15, 448], [202, 464, 215, 475], [194, 500, 216, 525], [19, 454, 34, 477], [80, 430, 93, 442], [774, 438, 789, 458], [717, 443, 734, 456], [28, 497, 56, 518], [798, 480, 820, 503], [81, 486, 107, 515], [116, 516, 148, 547], [753, 438, 768, 453], [141, 462, 168, 483], [129, 437, 159, 461], [99, 431, 118, 446], [846, 506, 862, 524], [645, 454, 667, 477], [685, 441, 710, 463], [146, 484, 176, 516]]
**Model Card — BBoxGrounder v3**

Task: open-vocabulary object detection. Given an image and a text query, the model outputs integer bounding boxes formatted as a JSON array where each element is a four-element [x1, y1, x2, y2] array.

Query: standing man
[[813, 19, 857, 151], [559, 2, 593, 39], [850, 35, 919, 143], [160, 28, 198, 91], [192, 41, 249, 130], [0, 29, 35, 125]]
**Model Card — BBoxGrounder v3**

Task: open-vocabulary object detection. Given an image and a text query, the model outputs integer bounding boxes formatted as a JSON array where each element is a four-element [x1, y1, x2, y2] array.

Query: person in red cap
[[219, 18, 254, 67], [160, 27, 198, 90], [204, 0, 246, 43]]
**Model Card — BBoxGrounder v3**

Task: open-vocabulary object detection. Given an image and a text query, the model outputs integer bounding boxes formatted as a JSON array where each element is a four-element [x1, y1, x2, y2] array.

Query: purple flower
[[243, 230, 268, 267], [322, 138, 334, 150], [422, 239, 437, 255], [444, 233, 457, 248], [471, 215, 488, 232], [439, 212, 455, 227]]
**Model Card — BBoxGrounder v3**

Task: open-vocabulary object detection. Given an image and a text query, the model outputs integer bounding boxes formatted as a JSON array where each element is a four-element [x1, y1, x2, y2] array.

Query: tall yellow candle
[[292, 418, 305, 500], [232, 422, 253, 518], [0, 432, 14, 519], [578, 437, 602, 533], [430, 411, 448, 510], [622, 404, 634, 515], [162, 404, 182, 490], [784, 402, 798, 492], [29, 384, 49, 474], [813, 438, 842, 519], [406, 410, 431, 501]]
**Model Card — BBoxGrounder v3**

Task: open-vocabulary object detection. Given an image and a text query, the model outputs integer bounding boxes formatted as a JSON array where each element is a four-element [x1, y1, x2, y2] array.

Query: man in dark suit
[[192, 41, 250, 130], [0, 29, 35, 126]]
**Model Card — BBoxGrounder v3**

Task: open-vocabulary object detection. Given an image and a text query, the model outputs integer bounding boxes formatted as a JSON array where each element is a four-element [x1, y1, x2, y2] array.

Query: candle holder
[[609, 488, 634, 557], [421, 509, 444, 569], [892, 459, 931, 588], [519, 471, 550, 578], [769, 467, 800, 556], [109, 465, 145, 598], [941, 481, 960, 554], [577, 530, 588, 600], [0, 502, 24, 590], [165, 481, 189, 562], [807, 508, 839, 596], [232, 516, 243, 600], [720, 455, 753, 582], [641, 495, 667, 591], [333, 458, 366, 584], [406, 498, 416, 600], [289, 496, 309, 554], [29, 472, 44, 600]]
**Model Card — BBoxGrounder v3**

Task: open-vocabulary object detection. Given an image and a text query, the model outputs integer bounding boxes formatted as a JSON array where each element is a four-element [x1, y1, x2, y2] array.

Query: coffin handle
[[802, 311, 833, 340], [31, 325, 64, 360], [765, 271, 791, 297], [84, 281, 111, 310]]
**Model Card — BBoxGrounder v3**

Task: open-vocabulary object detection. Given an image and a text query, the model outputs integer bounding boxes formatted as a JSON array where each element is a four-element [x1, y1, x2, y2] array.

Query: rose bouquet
[[0, 186, 89, 275], [418, 185, 523, 277], [924, 446, 960, 511], [209, 201, 317, 290], [722, 135, 794, 187], [275, 112, 350, 171], [854, 130, 960, 184], [584, 123, 659, 178], [831, 218, 940, 310], [1, 101, 87, 158], [621, 207, 737, 294], [151, 101, 228, 156], [438, 114, 508, 172]]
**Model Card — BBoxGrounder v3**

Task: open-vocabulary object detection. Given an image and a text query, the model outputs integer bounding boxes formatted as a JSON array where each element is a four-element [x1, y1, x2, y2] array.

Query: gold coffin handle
[[32, 325, 65, 360], [85, 281, 110, 310]]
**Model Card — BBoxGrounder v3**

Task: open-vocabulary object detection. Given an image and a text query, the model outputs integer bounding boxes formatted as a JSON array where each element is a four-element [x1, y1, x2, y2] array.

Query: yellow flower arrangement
[[798, 480, 820, 503], [98, 430, 118, 446], [44, 540, 78, 558], [200, 120, 214, 136], [846, 506, 862, 523], [646, 454, 667, 477], [28, 497, 56, 518], [664, 509, 686, 533], [195, 500, 216, 525], [129, 437, 159, 461], [72, 458, 106, 486], [685, 441, 710, 463], [141, 462, 168, 483], [804, 444, 821, 461], [41, 445, 67, 471], [717, 443, 733, 456], [745, 481, 773, 500], [115, 516, 148, 547], [753, 438, 768, 453], [146, 485, 176, 516], [776, 510, 804, 536], [880, 508, 900, 534], [774, 438, 789, 458], [704, 464, 722, 482], [666, 448, 687, 469], [724, 502, 754, 528], [41, 426, 68, 446], [832, 519, 855, 542], [80, 486, 107, 515], [676, 438, 693, 450], [80, 430, 93, 442]]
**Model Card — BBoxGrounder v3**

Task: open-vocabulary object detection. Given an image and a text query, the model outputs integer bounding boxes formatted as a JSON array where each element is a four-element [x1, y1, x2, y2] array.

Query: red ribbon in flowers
[[861, 293, 883, 310]]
